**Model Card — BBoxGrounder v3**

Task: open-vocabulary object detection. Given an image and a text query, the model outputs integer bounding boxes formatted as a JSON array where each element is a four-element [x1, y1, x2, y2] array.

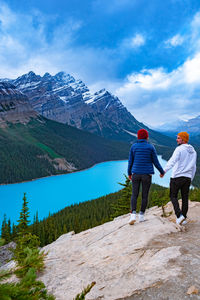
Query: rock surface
[[2, 201, 200, 299], [37, 201, 200, 300], [0, 82, 38, 126], [0, 241, 15, 266]]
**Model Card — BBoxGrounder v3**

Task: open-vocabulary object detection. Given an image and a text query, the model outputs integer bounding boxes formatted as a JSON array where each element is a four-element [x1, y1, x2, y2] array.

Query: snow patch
[[123, 129, 137, 137]]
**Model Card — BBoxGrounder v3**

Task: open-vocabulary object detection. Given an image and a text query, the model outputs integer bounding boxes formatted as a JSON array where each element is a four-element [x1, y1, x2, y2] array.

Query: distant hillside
[[0, 117, 130, 184], [155, 115, 200, 137], [190, 134, 200, 146]]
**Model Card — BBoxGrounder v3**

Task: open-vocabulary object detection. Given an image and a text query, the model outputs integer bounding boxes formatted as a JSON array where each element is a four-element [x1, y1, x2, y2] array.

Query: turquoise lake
[[0, 156, 171, 225]]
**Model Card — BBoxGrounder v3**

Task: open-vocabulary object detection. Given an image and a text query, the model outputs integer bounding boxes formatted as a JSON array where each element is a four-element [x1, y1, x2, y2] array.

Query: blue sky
[[1, 0, 200, 126]]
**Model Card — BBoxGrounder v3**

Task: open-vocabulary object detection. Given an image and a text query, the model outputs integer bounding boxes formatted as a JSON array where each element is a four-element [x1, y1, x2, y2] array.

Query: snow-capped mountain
[[0, 81, 38, 125], [156, 116, 200, 137], [7, 71, 140, 141], [4, 71, 174, 146]]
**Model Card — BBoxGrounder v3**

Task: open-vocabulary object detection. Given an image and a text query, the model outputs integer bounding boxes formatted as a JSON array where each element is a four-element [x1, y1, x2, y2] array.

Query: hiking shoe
[[176, 214, 185, 225], [129, 213, 136, 225], [139, 213, 145, 222]]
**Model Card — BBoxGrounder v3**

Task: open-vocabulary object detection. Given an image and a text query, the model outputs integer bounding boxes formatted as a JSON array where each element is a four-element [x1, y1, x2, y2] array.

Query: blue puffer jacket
[[128, 139, 164, 175]]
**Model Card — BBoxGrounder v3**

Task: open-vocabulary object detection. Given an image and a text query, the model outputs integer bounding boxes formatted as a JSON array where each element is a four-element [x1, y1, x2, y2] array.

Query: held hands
[[160, 172, 165, 178]]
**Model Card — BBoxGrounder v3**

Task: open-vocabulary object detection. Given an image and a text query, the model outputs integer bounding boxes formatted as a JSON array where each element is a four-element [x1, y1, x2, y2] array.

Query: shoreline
[[0, 158, 129, 186]]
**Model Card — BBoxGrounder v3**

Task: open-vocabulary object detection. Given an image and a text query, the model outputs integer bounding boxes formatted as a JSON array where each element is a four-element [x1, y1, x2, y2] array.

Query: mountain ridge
[[6, 71, 175, 148], [155, 115, 200, 137]]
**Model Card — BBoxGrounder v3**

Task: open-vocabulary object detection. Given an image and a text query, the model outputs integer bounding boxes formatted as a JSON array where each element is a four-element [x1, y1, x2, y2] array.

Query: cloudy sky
[[1, 0, 200, 126]]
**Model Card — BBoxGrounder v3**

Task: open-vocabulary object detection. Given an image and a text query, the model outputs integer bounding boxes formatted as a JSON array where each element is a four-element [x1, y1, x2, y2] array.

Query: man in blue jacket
[[128, 129, 165, 224]]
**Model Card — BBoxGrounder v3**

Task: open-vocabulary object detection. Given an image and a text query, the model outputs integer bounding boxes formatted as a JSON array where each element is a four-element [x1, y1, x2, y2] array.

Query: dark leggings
[[131, 174, 152, 213], [170, 176, 191, 218]]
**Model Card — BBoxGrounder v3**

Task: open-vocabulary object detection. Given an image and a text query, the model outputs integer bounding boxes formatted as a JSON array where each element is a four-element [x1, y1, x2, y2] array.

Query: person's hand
[[128, 174, 132, 181], [160, 173, 165, 178]]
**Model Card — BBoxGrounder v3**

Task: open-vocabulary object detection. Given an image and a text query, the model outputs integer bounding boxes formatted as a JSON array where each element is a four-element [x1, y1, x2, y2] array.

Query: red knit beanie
[[137, 129, 149, 139]]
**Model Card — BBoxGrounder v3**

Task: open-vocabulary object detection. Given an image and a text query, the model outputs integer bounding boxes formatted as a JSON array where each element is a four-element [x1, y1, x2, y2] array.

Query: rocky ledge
[[2, 201, 200, 299], [38, 201, 200, 300]]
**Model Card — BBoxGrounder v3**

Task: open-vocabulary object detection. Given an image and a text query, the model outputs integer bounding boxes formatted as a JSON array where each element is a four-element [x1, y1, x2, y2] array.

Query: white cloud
[[191, 11, 200, 34], [114, 11, 200, 126], [1, 2, 200, 128], [0, 4, 16, 28], [130, 33, 145, 48], [120, 33, 146, 52], [115, 52, 200, 126], [0, 2, 117, 83], [126, 68, 171, 90], [164, 34, 184, 47]]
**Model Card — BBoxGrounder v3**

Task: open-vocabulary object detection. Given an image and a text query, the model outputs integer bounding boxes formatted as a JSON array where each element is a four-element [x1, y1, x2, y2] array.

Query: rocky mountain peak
[[54, 71, 75, 84], [12, 71, 41, 88], [43, 72, 52, 79], [94, 88, 106, 95], [1, 71, 172, 146]]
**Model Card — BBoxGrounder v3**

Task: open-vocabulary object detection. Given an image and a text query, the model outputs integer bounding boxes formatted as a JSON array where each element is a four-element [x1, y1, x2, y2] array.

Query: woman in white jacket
[[161, 132, 197, 225]]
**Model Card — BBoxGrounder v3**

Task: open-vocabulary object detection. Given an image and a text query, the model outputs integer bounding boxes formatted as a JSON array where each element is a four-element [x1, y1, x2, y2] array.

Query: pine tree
[[111, 175, 132, 218], [0, 193, 55, 299], [1, 214, 7, 240], [11, 223, 17, 240], [1, 215, 11, 243], [17, 192, 30, 236]]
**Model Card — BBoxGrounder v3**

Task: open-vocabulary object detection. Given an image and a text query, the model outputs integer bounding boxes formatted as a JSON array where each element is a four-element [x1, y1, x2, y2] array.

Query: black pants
[[170, 177, 191, 218], [131, 174, 152, 213]]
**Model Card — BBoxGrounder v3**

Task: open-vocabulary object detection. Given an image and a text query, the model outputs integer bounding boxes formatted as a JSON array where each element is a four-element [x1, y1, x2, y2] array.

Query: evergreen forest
[[0, 117, 130, 184]]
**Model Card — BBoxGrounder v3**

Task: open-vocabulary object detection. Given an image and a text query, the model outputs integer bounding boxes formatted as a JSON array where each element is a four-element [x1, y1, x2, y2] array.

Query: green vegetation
[[0, 193, 55, 300], [74, 282, 96, 300], [0, 117, 130, 184], [35, 142, 59, 159]]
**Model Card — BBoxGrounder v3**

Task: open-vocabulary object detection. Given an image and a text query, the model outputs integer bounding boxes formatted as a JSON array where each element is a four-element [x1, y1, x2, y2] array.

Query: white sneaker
[[182, 220, 187, 225], [129, 213, 136, 225], [139, 213, 145, 222], [176, 215, 185, 225]]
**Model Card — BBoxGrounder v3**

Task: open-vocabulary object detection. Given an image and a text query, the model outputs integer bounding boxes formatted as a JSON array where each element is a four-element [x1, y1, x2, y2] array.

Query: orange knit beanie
[[177, 132, 189, 143]]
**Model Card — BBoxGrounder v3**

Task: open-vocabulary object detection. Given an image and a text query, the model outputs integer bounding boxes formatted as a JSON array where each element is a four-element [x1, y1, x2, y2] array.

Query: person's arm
[[164, 147, 180, 173], [151, 146, 165, 174], [191, 152, 197, 180], [128, 146, 134, 177]]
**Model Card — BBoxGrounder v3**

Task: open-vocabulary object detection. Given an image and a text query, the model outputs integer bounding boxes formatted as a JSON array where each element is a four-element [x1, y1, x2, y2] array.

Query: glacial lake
[[0, 156, 171, 225]]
